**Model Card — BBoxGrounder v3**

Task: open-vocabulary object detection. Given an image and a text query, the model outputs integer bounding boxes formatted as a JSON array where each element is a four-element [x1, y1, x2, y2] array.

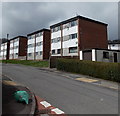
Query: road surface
[[2, 63, 118, 114]]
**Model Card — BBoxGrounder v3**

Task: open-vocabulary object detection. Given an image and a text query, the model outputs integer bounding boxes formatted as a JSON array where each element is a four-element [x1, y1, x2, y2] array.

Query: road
[[2, 63, 118, 114]]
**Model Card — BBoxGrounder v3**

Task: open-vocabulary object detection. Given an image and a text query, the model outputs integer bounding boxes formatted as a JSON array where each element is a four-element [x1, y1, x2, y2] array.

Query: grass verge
[[2, 60, 49, 67]]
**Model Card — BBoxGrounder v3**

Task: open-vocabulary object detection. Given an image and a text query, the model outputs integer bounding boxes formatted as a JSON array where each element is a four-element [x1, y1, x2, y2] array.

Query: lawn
[[2, 60, 49, 67]]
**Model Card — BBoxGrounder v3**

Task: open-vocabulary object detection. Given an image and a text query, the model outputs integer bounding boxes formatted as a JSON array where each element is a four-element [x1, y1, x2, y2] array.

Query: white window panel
[[14, 41, 19, 46], [36, 46, 43, 52], [36, 36, 43, 43], [28, 39, 35, 44], [51, 30, 61, 39], [63, 38, 78, 48], [14, 48, 18, 53], [1, 52, 3, 55], [27, 47, 34, 53], [63, 26, 78, 36], [51, 42, 61, 50]]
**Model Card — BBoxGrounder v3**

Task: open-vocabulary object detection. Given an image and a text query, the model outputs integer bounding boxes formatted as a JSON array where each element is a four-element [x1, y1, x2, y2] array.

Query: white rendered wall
[[51, 42, 61, 50], [92, 49, 96, 61], [28, 38, 35, 44], [14, 48, 18, 53], [51, 30, 61, 39], [27, 47, 34, 53], [63, 38, 78, 48], [63, 26, 78, 36], [36, 46, 43, 52], [108, 44, 120, 50], [51, 30, 61, 51], [36, 36, 43, 43], [80, 51, 83, 60]]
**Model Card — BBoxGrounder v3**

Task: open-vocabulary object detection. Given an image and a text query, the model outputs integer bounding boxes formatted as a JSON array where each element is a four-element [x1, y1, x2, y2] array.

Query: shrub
[[56, 58, 120, 82]]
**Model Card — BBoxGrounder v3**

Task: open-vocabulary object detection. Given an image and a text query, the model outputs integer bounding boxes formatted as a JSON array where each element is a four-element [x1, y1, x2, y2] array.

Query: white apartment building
[[9, 36, 27, 60], [50, 15, 108, 57], [27, 29, 50, 60], [108, 40, 120, 50], [0, 41, 9, 60], [51, 20, 78, 57]]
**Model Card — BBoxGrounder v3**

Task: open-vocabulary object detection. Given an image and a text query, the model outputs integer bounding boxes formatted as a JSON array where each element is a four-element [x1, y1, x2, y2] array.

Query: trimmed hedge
[[56, 58, 120, 82]]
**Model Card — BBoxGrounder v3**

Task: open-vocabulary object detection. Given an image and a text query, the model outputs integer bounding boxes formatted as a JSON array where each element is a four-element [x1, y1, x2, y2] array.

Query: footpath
[[38, 67, 119, 91]]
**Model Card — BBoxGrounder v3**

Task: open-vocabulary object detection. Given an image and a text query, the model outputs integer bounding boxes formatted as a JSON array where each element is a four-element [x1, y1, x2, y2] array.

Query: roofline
[[108, 42, 120, 44], [10, 36, 27, 41], [82, 48, 120, 52], [27, 28, 50, 36], [50, 15, 108, 28], [1, 40, 9, 44]]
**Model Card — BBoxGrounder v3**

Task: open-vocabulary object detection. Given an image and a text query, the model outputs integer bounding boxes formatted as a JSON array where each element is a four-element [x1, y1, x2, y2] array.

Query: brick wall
[[43, 30, 50, 60], [78, 18, 108, 50]]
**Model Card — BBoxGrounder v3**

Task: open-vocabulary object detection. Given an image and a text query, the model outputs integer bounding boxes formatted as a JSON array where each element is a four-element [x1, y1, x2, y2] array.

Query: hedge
[[56, 58, 120, 82]]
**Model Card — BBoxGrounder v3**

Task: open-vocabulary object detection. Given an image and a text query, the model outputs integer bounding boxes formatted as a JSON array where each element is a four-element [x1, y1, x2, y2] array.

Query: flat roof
[[82, 48, 120, 52], [50, 15, 108, 28], [10, 36, 27, 41], [27, 28, 50, 36]]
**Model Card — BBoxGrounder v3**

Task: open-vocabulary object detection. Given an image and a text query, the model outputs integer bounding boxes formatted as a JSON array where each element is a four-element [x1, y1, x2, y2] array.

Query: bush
[[56, 58, 120, 82]]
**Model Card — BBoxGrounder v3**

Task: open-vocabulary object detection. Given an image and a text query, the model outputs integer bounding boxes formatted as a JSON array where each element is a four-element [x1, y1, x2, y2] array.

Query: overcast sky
[[1, 2, 118, 40]]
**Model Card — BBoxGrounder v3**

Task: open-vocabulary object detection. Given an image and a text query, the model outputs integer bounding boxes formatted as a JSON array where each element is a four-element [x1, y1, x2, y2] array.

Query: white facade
[[108, 43, 120, 50], [0, 42, 8, 60], [9, 38, 19, 59], [27, 32, 43, 60], [51, 20, 78, 56]]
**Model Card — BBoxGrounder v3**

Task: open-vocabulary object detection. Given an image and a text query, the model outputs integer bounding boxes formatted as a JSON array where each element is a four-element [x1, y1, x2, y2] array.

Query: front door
[[114, 53, 117, 62]]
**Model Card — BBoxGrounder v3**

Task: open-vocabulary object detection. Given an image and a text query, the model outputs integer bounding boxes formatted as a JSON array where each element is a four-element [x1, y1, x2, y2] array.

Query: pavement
[[2, 63, 119, 114], [38, 67, 119, 91], [1, 74, 36, 116]]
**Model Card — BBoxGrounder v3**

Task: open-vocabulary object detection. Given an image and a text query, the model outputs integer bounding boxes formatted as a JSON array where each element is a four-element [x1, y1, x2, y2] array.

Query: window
[[28, 53, 32, 56], [63, 23, 69, 29], [28, 44, 34, 48], [36, 52, 38, 55], [36, 33, 39, 38], [57, 37, 61, 42], [28, 36, 31, 40], [52, 26, 61, 32], [40, 51, 43, 55], [69, 47, 77, 53], [51, 37, 61, 43], [70, 20, 77, 27], [103, 52, 109, 59], [14, 46, 18, 49], [36, 42, 40, 46], [57, 49, 61, 54], [40, 41, 43, 45], [36, 42, 43, 46], [32, 35, 35, 39], [52, 50, 55, 54], [69, 33, 77, 39]]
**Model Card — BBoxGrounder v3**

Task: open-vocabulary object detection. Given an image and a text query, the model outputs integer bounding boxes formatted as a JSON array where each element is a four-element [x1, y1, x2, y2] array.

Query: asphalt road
[[2, 63, 118, 114]]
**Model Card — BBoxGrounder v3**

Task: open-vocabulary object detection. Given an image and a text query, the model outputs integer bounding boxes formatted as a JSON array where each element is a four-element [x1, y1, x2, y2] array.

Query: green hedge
[[56, 58, 120, 82]]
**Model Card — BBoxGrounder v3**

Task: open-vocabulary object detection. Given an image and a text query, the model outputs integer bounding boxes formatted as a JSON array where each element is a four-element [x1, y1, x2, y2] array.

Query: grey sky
[[1, 2, 118, 40]]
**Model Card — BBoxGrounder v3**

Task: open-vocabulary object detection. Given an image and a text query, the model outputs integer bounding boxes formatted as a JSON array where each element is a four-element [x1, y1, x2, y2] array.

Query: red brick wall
[[7, 41, 10, 60], [19, 37, 27, 56], [43, 30, 50, 60], [78, 19, 108, 50]]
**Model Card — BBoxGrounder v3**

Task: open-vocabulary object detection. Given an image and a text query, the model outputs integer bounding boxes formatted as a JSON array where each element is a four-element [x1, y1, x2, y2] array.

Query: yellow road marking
[[3, 80, 19, 86], [75, 77, 99, 83]]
